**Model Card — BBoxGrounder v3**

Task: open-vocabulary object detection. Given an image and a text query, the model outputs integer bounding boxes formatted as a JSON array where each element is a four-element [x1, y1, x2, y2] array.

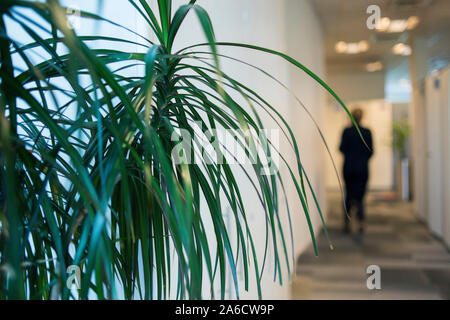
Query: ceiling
[[311, 0, 450, 73]]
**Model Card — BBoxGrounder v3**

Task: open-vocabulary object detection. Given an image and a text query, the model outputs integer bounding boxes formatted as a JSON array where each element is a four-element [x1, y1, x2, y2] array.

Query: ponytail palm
[[0, 0, 350, 299]]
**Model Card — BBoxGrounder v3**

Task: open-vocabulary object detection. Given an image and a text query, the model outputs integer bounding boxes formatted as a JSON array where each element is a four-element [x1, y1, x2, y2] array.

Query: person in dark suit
[[339, 108, 373, 241]]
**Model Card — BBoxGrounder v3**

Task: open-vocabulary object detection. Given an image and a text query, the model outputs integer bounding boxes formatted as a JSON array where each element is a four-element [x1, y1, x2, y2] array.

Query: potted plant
[[0, 0, 354, 299]]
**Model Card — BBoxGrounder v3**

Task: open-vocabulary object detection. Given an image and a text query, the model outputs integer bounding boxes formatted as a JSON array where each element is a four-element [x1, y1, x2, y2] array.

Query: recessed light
[[393, 43, 405, 54], [376, 17, 391, 32], [392, 43, 412, 56], [402, 46, 412, 56], [406, 16, 420, 30], [388, 20, 408, 33], [359, 41, 369, 52], [335, 41, 370, 54], [376, 16, 420, 33], [335, 41, 347, 53], [366, 61, 383, 72], [346, 43, 361, 54]]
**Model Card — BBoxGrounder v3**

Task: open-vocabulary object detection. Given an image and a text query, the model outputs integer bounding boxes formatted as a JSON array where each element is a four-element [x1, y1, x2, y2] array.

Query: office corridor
[[292, 192, 450, 299]]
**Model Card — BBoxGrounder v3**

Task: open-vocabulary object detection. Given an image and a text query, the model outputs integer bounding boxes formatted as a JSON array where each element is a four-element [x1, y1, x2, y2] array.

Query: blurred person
[[339, 108, 373, 243]]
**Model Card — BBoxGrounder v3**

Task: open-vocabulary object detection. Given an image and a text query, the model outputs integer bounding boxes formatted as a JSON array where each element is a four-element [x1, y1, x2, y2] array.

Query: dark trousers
[[343, 172, 368, 225]]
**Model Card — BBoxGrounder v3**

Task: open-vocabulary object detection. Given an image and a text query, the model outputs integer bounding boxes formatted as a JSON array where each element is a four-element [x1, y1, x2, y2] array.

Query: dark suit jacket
[[339, 125, 373, 176]]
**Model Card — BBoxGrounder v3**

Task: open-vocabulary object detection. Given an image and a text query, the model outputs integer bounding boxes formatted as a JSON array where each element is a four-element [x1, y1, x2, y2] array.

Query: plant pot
[[395, 157, 410, 201], [401, 158, 410, 201]]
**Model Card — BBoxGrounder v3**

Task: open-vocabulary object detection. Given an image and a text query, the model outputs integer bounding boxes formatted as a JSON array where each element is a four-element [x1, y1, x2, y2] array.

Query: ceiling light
[[346, 42, 361, 54], [376, 17, 391, 32], [359, 41, 369, 52], [392, 43, 412, 56], [376, 16, 420, 33], [335, 41, 370, 54], [402, 46, 412, 55], [406, 16, 420, 30], [392, 43, 405, 55], [387, 19, 408, 33], [335, 41, 347, 53], [366, 61, 383, 72]]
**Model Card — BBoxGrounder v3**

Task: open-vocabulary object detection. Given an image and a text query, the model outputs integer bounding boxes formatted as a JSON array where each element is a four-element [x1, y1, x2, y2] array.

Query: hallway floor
[[292, 192, 450, 299]]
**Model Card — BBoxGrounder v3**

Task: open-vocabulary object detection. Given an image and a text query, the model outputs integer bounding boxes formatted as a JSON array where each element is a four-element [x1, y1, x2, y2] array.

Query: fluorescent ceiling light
[[335, 41, 347, 53], [376, 17, 391, 32], [335, 41, 370, 54], [407, 16, 420, 30], [346, 43, 360, 54], [376, 16, 420, 33], [366, 61, 383, 72], [388, 20, 408, 33], [359, 41, 369, 52], [392, 43, 412, 56]]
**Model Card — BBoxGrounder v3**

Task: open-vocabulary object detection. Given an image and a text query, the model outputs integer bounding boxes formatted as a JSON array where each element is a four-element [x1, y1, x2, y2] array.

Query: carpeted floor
[[292, 192, 450, 300]]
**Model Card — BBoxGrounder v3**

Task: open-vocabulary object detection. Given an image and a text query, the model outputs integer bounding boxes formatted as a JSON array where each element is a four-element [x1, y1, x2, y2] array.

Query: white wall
[[442, 68, 450, 247], [411, 79, 428, 221], [409, 35, 450, 244], [324, 100, 394, 191], [285, 0, 328, 260], [425, 72, 445, 237], [171, 0, 327, 299], [416, 66, 450, 243]]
